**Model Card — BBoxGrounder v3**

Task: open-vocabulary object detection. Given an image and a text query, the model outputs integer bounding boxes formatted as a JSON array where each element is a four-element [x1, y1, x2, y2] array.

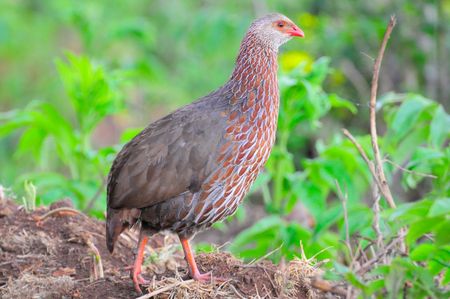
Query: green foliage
[[333, 197, 450, 298], [0, 53, 125, 215], [230, 60, 449, 297], [382, 93, 450, 195], [56, 53, 124, 135]]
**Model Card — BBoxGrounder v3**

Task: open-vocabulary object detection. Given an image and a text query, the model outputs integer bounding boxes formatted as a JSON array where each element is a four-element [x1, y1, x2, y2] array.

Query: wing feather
[[107, 98, 229, 209]]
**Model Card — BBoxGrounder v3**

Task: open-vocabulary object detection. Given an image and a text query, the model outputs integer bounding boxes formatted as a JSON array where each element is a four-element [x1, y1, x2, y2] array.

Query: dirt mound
[[0, 200, 322, 298]]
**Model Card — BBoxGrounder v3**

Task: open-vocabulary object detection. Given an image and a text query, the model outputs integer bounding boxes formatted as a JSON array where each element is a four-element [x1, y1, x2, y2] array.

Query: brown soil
[[0, 200, 323, 298]]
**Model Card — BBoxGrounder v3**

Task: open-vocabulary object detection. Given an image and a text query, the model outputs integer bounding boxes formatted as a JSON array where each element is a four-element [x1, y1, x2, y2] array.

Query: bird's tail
[[106, 207, 140, 253]]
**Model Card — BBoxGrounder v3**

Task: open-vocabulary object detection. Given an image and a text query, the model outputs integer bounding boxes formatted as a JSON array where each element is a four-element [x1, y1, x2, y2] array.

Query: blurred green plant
[[329, 93, 450, 298], [331, 196, 450, 298], [21, 180, 37, 212], [0, 53, 125, 216], [228, 57, 449, 297]]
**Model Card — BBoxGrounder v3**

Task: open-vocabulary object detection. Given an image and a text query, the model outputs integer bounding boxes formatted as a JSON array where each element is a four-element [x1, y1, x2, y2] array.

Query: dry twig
[[311, 278, 347, 297], [372, 186, 384, 252], [369, 15, 397, 209], [343, 16, 397, 209], [342, 129, 380, 187], [135, 279, 194, 299], [34, 207, 85, 222], [354, 229, 406, 274], [340, 16, 406, 296], [229, 284, 246, 299], [248, 244, 283, 265], [384, 159, 437, 179]]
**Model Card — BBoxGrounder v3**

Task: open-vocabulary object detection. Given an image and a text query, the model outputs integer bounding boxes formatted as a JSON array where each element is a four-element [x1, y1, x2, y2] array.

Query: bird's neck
[[229, 33, 279, 91], [224, 32, 280, 143]]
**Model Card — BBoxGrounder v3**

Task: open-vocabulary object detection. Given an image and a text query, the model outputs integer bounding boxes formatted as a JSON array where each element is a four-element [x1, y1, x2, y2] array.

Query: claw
[[132, 271, 149, 294], [179, 236, 228, 285]]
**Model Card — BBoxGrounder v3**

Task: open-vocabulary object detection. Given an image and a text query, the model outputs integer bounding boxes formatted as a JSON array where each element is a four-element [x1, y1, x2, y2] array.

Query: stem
[[369, 15, 397, 209], [272, 130, 290, 212]]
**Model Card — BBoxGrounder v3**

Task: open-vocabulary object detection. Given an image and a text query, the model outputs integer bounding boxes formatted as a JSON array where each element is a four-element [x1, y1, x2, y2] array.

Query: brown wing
[[107, 98, 229, 209]]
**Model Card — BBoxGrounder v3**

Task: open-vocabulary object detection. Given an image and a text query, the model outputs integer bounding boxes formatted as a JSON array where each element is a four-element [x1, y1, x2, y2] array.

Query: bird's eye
[[277, 22, 284, 28]]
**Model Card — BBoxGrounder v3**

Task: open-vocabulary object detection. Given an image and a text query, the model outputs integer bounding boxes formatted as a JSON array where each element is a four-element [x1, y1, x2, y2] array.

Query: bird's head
[[248, 13, 304, 49]]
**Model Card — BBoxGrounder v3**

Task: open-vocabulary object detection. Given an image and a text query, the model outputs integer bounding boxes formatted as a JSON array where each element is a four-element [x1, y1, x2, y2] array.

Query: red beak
[[287, 25, 304, 38]]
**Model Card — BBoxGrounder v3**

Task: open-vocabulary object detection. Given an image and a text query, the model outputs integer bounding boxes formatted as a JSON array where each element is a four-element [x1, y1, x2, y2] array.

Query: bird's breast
[[188, 83, 280, 226]]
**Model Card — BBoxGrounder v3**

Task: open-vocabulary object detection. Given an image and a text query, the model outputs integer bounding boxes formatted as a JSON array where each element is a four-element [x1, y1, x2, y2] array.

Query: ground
[[0, 199, 336, 299]]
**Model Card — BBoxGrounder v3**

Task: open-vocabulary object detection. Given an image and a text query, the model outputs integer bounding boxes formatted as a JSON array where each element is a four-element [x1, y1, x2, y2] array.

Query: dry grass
[[133, 252, 326, 299], [0, 229, 56, 256], [1, 273, 75, 299]]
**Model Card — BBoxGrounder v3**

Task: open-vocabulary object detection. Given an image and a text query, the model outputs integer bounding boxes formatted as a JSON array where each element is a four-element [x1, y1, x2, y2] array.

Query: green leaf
[[16, 126, 46, 160], [429, 106, 450, 148], [333, 261, 350, 274], [428, 198, 450, 217], [328, 93, 357, 114], [385, 259, 407, 296], [434, 220, 450, 246], [56, 52, 124, 134], [345, 271, 367, 291], [366, 279, 385, 294], [230, 216, 284, 250], [292, 179, 327, 219], [345, 206, 373, 236], [388, 200, 433, 224], [249, 171, 271, 194], [307, 56, 330, 85], [411, 243, 436, 261], [443, 268, 450, 286], [314, 205, 342, 237], [195, 242, 216, 254], [392, 95, 431, 140], [407, 217, 443, 244], [0, 110, 32, 137]]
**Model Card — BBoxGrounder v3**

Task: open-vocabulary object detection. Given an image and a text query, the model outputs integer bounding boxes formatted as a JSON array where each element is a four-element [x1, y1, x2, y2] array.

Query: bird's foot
[[132, 271, 149, 294]]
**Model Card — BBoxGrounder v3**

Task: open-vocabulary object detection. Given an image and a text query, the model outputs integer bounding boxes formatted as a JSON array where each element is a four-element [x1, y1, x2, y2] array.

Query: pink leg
[[131, 233, 150, 294], [179, 235, 226, 283]]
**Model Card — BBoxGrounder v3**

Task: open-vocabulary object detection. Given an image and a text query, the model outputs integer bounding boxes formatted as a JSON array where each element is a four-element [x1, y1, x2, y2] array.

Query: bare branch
[[369, 15, 397, 208], [34, 207, 85, 222], [354, 229, 407, 274], [384, 159, 437, 179], [342, 129, 382, 190], [371, 186, 384, 262], [311, 278, 348, 297]]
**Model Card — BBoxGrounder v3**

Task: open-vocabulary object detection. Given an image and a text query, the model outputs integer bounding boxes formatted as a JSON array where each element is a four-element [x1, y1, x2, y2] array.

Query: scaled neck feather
[[230, 32, 278, 84]]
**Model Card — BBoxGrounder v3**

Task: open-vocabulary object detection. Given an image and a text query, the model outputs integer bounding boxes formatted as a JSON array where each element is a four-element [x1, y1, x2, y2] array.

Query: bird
[[106, 13, 304, 294]]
